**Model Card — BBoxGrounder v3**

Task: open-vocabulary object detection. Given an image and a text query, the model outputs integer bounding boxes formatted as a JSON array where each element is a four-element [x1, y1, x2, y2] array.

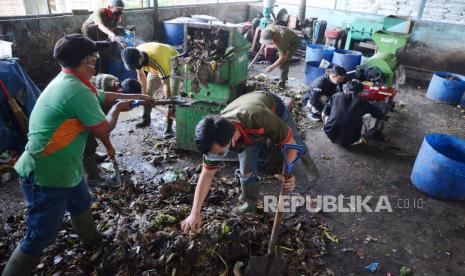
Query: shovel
[[245, 144, 305, 276], [107, 157, 122, 189], [248, 44, 266, 70], [127, 96, 202, 109]]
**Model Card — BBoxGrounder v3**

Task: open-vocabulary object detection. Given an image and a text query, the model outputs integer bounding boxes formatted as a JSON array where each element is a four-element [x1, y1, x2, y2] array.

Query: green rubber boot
[[301, 151, 320, 183], [70, 208, 103, 250], [234, 180, 260, 214], [2, 246, 40, 276]]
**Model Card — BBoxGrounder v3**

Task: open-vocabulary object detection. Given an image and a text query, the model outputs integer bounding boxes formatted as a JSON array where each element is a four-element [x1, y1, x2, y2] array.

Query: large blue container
[[305, 44, 335, 63], [332, 49, 362, 71], [411, 133, 465, 200], [162, 17, 192, 46], [426, 72, 465, 105], [305, 61, 327, 86]]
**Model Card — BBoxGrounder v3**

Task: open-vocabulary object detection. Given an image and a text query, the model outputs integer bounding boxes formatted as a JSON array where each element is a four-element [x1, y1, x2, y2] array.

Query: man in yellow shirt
[[121, 43, 180, 137]]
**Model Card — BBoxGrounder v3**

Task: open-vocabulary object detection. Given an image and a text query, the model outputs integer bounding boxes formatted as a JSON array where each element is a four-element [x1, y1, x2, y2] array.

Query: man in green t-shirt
[[180, 91, 319, 233], [2, 34, 154, 276], [260, 24, 301, 88]]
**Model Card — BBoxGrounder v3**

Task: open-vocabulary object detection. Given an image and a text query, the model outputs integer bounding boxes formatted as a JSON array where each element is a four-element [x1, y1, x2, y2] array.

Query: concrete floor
[[1, 60, 465, 275], [277, 61, 465, 275]]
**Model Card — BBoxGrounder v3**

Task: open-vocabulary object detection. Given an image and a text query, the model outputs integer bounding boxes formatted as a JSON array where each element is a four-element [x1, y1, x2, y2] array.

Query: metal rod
[[248, 44, 265, 70], [46, 0, 52, 14], [417, 0, 427, 20], [152, 0, 159, 41]]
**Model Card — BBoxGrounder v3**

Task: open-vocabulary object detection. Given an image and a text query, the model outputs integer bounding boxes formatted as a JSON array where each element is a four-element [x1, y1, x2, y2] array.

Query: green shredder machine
[[171, 22, 250, 151]]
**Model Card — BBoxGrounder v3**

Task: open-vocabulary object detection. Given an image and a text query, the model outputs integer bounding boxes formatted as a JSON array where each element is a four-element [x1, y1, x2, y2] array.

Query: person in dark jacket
[[303, 66, 346, 121], [322, 79, 385, 146]]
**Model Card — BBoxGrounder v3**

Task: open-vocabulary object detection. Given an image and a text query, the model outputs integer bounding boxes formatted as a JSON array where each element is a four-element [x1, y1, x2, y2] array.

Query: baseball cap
[[121, 47, 143, 71], [53, 33, 110, 67], [259, 28, 274, 45]]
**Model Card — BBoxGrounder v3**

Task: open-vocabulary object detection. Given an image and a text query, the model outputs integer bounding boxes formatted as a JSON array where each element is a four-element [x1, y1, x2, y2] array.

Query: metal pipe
[[152, 0, 160, 41], [46, 0, 52, 14], [299, 0, 306, 21], [417, 0, 427, 20]]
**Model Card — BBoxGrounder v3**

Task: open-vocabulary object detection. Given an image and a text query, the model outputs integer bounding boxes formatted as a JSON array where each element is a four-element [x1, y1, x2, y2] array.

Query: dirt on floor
[[1, 59, 465, 275]]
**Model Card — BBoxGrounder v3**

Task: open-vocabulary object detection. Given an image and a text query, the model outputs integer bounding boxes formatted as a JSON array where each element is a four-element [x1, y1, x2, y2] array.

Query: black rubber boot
[[136, 114, 151, 128], [137, 105, 151, 128], [94, 151, 108, 163], [83, 156, 107, 188], [70, 208, 103, 250], [2, 246, 40, 276]]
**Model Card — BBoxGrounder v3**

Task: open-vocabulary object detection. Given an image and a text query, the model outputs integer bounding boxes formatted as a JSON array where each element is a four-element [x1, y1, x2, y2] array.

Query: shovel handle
[[248, 44, 266, 70], [267, 185, 288, 255], [267, 144, 305, 255]]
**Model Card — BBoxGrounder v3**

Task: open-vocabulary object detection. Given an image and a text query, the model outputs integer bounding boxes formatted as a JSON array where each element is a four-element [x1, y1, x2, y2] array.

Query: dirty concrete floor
[[251, 60, 465, 275], [1, 59, 465, 275]]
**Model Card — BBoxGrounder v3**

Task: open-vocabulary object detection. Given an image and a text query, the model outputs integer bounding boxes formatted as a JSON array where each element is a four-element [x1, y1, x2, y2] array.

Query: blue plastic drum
[[331, 49, 362, 71], [426, 72, 465, 105], [411, 133, 465, 200], [162, 17, 192, 46], [305, 44, 335, 63], [305, 61, 327, 86]]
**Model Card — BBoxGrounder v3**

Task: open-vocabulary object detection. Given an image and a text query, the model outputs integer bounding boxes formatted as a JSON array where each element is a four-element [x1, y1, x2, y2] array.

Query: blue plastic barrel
[[305, 61, 327, 86], [411, 133, 465, 200], [162, 17, 192, 46], [332, 49, 362, 71], [426, 72, 465, 105], [305, 44, 335, 63]]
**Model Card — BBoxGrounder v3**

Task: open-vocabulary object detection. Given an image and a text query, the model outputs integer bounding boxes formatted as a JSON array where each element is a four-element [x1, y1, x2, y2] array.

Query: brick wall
[[422, 0, 465, 24], [0, 0, 25, 16], [343, 0, 421, 18]]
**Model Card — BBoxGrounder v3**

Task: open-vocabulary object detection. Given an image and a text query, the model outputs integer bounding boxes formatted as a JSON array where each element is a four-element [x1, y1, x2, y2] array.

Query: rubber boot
[[83, 156, 107, 188], [2, 245, 40, 276], [70, 208, 103, 250], [234, 175, 260, 214], [301, 151, 320, 183], [136, 106, 151, 128], [163, 118, 174, 139], [94, 151, 108, 163]]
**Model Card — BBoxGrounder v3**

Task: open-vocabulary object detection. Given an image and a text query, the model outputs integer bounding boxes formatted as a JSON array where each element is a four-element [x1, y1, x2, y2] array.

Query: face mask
[[209, 141, 231, 158], [330, 76, 338, 84], [85, 55, 99, 75]]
